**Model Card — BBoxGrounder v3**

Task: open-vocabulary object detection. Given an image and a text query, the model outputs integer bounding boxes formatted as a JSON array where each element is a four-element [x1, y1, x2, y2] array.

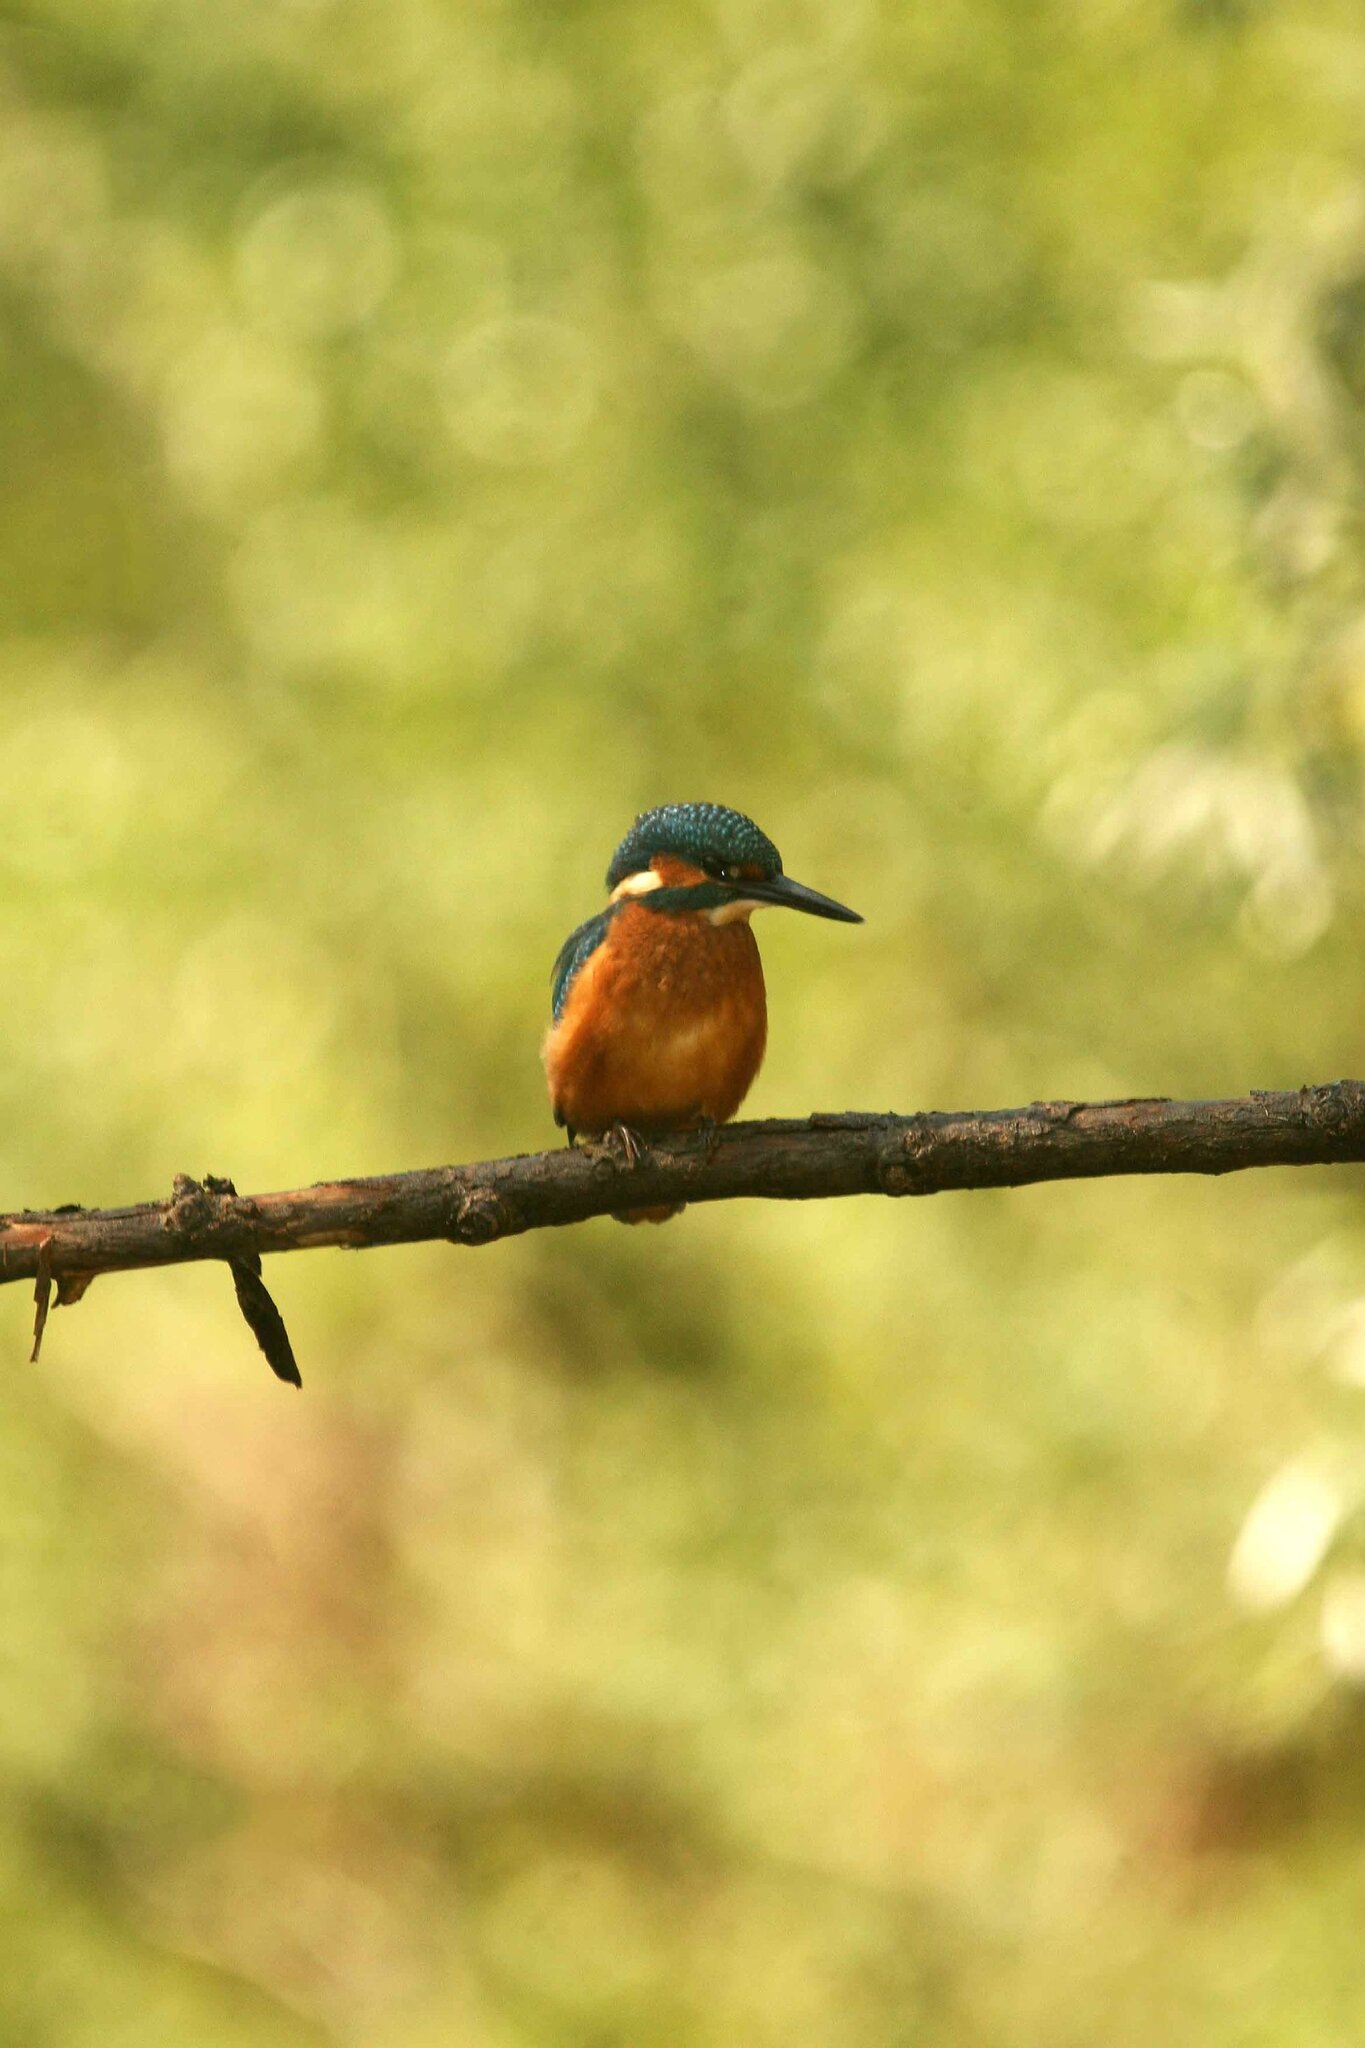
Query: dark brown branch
[[4, 1085, 1365, 1298]]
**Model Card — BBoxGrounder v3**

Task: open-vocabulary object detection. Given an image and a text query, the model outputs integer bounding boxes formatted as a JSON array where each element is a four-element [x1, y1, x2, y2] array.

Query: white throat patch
[[705, 899, 761, 925]]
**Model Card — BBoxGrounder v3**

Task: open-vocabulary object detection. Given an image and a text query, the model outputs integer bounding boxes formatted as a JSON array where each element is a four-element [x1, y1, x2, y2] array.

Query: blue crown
[[605, 804, 781, 890]]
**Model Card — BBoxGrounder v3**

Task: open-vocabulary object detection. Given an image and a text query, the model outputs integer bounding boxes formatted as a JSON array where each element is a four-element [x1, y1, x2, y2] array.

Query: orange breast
[[543, 904, 768, 1135]]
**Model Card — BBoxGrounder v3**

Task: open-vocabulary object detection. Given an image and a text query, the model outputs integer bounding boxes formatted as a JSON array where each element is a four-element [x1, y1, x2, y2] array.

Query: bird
[[542, 802, 862, 1222]]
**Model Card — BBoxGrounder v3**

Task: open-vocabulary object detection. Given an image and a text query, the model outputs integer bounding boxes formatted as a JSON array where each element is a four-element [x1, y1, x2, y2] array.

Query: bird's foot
[[693, 1115, 722, 1161], [581, 1122, 648, 1170], [604, 1122, 647, 1168]]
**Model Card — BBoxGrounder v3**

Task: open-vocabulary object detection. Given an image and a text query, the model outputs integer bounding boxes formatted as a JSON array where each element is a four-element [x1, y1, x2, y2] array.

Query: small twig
[[28, 1236, 53, 1364], [227, 1256, 301, 1388], [198, 1175, 301, 1387]]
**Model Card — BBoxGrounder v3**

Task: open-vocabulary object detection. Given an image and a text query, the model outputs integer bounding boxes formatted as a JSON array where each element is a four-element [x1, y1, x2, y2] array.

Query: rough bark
[[5, 1083, 1364, 1381]]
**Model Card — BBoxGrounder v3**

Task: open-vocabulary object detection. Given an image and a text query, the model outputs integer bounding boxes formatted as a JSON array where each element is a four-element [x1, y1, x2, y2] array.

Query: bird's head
[[605, 803, 862, 924]]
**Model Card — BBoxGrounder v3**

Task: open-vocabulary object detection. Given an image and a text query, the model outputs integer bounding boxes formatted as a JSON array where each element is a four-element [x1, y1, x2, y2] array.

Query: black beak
[[744, 874, 863, 923]]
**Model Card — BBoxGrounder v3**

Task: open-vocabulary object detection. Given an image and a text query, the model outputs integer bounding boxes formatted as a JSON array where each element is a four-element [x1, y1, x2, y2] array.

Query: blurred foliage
[[7, 0, 1365, 2040]]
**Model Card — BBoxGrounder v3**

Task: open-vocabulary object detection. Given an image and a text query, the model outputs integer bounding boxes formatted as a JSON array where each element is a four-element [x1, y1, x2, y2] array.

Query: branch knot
[[447, 1188, 508, 1246], [1302, 1081, 1364, 1133], [165, 1173, 214, 1235], [877, 1116, 935, 1194]]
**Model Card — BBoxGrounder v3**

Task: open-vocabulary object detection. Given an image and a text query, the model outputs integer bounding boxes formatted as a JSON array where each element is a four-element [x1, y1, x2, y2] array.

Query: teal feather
[[550, 906, 618, 1021]]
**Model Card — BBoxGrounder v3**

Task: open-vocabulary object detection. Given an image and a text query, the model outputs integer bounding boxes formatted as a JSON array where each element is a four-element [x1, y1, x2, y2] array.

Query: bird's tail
[[611, 1202, 686, 1225]]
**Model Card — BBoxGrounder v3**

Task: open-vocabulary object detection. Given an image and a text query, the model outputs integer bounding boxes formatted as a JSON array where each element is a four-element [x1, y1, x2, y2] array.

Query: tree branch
[[6, 1083, 1365, 1283], [5, 1083, 1365, 1381]]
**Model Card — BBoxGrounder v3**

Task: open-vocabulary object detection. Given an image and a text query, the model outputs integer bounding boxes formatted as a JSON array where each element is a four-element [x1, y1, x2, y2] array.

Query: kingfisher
[[542, 802, 862, 1221]]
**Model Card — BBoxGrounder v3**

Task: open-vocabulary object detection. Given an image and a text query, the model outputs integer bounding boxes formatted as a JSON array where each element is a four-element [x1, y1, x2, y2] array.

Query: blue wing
[[550, 908, 616, 1021]]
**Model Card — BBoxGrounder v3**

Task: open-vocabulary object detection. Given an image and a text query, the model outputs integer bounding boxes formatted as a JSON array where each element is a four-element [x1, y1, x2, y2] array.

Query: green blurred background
[[7, 0, 1365, 2040]]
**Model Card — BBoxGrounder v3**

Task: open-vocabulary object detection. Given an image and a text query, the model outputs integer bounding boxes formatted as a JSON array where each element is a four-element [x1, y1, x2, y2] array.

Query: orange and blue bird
[[542, 803, 862, 1221]]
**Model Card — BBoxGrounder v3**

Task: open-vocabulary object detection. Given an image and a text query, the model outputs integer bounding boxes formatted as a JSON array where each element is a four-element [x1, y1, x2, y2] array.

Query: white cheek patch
[[609, 869, 666, 903], [705, 899, 761, 925]]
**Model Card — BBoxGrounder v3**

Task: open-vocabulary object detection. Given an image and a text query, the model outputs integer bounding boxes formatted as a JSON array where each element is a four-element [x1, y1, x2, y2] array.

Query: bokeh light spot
[[1175, 366, 1259, 451], [161, 328, 322, 509], [1320, 1572, 1365, 1682], [443, 315, 599, 467], [236, 175, 397, 339], [677, 250, 858, 410], [0, 698, 135, 878], [1228, 1457, 1347, 1612]]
